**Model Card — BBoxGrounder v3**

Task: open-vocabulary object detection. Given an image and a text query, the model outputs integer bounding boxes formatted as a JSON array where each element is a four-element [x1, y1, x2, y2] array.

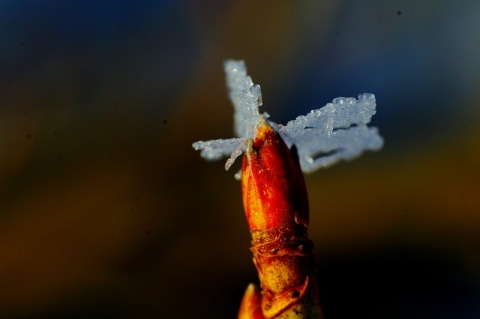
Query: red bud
[[241, 119, 309, 231]]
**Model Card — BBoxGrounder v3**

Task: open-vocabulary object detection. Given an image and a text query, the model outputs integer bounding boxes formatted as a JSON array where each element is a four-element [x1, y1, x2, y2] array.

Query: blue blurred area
[[271, 1, 480, 148], [1, 0, 478, 137], [0, 0, 194, 117], [0, 1, 479, 318]]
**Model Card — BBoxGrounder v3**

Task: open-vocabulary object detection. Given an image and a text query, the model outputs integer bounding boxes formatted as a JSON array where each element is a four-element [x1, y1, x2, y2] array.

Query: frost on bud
[[192, 60, 383, 175]]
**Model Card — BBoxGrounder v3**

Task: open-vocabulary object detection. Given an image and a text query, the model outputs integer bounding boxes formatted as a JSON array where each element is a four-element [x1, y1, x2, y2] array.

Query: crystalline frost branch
[[192, 60, 266, 170], [192, 59, 383, 173], [225, 60, 263, 138]]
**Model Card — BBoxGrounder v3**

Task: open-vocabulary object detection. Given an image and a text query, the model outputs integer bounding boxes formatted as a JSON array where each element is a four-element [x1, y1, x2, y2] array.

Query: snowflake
[[192, 60, 383, 174]]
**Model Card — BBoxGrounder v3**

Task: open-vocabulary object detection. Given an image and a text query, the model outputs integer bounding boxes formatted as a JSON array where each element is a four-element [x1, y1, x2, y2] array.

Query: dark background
[[1, 1, 479, 318]]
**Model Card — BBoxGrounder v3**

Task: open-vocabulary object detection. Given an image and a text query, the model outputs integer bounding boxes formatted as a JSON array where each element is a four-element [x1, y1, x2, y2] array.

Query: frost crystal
[[224, 60, 263, 138], [193, 60, 266, 170], [276, 94, 383, 172], [192, 59, 383, 173]]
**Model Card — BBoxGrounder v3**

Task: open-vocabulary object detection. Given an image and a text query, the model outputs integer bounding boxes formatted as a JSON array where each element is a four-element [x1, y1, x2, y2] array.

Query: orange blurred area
[[1, 1, 480, 318]]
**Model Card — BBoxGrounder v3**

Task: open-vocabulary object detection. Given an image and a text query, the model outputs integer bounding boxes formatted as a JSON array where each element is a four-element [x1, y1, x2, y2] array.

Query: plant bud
[[241, 119, 309, 232]]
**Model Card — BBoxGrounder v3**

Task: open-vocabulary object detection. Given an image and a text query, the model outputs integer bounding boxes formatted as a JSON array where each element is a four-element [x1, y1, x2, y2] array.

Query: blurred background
[[1, 1, 479, 318]]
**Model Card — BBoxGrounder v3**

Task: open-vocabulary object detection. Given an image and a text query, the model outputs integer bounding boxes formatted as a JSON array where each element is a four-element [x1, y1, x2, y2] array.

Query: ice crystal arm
[[192, 138, 244, 160], [192, 138, 246, 170], [224, 60, 263, 138], [276, 94, 383, 172], [192, 60, 264, 171]]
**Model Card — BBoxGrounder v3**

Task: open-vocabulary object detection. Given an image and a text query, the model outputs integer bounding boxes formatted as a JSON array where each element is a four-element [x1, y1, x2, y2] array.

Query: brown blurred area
[[1, 1, 480, 318]]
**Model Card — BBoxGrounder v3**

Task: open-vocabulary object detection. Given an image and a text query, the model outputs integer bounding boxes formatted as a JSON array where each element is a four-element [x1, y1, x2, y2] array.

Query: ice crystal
[[192, 59, 383, 173]]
